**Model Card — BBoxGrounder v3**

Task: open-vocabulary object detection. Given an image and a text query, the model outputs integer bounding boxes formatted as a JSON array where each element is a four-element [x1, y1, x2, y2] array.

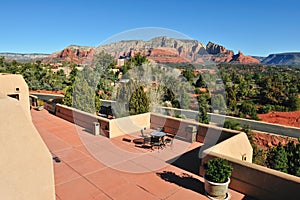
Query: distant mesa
[[262, 52, 300, 65], [0, 53, 49, 62], [42, 45, 95, 65], [1, 37, 288, 65]]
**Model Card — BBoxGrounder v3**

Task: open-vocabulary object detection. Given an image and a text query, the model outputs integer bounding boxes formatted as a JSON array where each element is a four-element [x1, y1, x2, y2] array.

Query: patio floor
[[31, 109, 254, 200]]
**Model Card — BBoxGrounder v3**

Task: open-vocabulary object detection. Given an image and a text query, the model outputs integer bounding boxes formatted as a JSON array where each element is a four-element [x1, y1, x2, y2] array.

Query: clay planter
[[204, 174, 230, 199]]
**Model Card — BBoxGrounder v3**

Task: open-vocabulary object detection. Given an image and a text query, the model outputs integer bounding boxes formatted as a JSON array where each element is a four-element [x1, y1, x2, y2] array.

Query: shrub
[[204, 158, 233, 183], [223, 119, 241, 130], [266, 143, 288, 173], [174, 114, 186, 119]]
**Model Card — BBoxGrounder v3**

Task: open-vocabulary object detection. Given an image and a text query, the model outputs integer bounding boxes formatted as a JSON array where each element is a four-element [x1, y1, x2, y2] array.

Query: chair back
[[141, 129, 145, 137]]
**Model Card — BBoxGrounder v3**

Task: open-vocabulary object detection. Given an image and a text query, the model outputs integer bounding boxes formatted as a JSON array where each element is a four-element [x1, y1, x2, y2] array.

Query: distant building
[[117, 58, 125, 67]]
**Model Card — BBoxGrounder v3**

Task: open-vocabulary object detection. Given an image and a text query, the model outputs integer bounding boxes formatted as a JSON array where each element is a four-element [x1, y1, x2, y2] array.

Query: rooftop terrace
[[32, 109, 252, 200]]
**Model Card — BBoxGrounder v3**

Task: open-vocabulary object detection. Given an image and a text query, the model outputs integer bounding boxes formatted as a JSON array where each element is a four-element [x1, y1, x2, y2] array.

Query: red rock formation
[[230, 50, 260, 64], [43, 46, 95, 64], [212, 51, 234, 62], [42, 38, 260, 65], [206, 41, 227, 54], [147, 48, 190, 63]]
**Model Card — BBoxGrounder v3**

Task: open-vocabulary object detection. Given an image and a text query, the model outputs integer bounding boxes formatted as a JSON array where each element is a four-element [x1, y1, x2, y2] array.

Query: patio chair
[[164, 133, 175, 148], [141, 129, 151, 143], [157, 127, 164, 132], [150, 136, 164, 150]]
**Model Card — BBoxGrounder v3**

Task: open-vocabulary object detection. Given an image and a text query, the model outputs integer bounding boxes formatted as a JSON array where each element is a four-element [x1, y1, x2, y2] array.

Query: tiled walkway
[[31, 109, 251, 200]]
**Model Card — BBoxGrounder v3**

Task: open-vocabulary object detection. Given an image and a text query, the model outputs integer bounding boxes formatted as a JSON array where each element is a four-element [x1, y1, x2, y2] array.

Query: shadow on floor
[[156, 171, 205, 195], [167, 146, 202, 176]]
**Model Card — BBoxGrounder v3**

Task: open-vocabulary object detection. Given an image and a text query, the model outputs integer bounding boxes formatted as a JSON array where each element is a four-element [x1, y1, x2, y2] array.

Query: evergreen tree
[[198, 105, 209, 124], [223, 119, 241, 130], [62, 86, 73, 107], [195, 74, 207, 88], [129, 86, 150, 115], [72, 74, 96, 113], [267, 143, 288, 173], [182, 69, 195, 83]]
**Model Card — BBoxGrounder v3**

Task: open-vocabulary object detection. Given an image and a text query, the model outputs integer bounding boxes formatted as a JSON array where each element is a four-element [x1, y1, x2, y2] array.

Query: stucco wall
[[204, 132, 253, 163], [55, 104, 110, 137], [0, 95, 55, 200], [55, 104, 150, 138], [159, 106, 300, 138], [109, 113, 150, 138], [150, 113, 240, 143], [200, 151, 300, 200], [0, 74, 31, 120]]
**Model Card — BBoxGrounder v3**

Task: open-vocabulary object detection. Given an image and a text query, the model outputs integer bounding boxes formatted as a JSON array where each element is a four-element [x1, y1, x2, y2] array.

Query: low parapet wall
[[55, 104, 150, 138], [159, 106, 300, 138], [150, 113, 240, 143], [55, 104, 110, 137], [200, 152, 300, 200], [109, 113, 150, 138]]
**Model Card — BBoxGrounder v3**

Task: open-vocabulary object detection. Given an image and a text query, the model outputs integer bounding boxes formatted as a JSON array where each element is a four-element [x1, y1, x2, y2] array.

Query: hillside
[[0, 53, 49, 62], [1, 37, 261, 65], [95, 37, 260, 64], [262, 52, 300, 65]]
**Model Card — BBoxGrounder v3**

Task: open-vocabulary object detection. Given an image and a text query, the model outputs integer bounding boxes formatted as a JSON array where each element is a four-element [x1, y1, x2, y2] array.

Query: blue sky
[[1, 0, 299, 56]]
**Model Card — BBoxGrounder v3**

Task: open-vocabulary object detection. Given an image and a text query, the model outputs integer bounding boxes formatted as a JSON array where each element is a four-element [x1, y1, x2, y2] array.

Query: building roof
[[32, 109, 251, 200]]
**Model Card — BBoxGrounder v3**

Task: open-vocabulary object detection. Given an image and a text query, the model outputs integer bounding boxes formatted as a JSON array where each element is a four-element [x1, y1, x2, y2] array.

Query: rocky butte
[[1, 37, 261, 65]]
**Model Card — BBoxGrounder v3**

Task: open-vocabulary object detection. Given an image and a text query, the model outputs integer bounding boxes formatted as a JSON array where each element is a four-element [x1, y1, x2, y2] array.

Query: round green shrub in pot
[[204, 158, 233, 199]]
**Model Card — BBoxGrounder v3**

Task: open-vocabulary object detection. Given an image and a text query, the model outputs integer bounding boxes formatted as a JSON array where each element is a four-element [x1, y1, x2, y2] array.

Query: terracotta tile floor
[[31, 109, 253, 200]]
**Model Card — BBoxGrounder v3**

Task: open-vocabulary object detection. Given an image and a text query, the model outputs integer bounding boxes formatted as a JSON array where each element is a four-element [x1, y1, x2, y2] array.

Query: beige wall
[[203, 132, 253, 163], [56, 104, 110, 137], [56, 104, 150, 138], [0, 95, 55, 200], [200, 152, 300, 200], [109, 113, 150, 138], [150, 113, 240, 143], [0, 74, 31, 120]]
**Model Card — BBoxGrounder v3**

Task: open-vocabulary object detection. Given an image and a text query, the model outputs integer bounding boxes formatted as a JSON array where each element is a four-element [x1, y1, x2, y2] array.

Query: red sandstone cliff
[[43, 46, 95, 64], [42, 38, 260, 65]]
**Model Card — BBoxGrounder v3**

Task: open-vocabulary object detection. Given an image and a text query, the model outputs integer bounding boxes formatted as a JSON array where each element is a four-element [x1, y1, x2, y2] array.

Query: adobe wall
[[200, 152, 300, 200], [0, 74, 31, 120], [159, 106, 300, 138], [55, 104, 110, 137], [206, 132, 253, 163], [109, 113, 150, 138], [0, 95, 55, 200], [150, 113, 240, 143], [55, 104, 150, 138]]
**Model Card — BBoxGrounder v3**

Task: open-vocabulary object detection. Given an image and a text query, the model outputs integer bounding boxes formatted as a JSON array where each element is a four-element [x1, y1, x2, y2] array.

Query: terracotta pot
[[204, 174, 230, 199]]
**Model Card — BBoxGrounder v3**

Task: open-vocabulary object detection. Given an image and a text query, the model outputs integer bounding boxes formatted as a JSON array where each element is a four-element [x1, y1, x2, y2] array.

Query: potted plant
[[204, 158, 233, 199]]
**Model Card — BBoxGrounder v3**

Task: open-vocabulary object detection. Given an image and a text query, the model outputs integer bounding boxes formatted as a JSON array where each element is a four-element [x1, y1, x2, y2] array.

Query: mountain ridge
[[3, 37, 298, 65], [262, 52, 300, 65]]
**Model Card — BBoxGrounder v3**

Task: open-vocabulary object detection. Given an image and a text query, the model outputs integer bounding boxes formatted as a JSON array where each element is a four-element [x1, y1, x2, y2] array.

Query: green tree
[[223, 119, 241, 130], [72, 74, 96, 113], [129, 86, 150, 115], [198, 105, 209, 124], [195, 74, 207, 88], [211, 94, 227, 114], [62, 86, 73, 107], [182, 69, 195, 83], [287, 94, 300, 111], [239, 101, 258, 120], [285, 141, 300, 176], [267, 143, 288, 173]]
